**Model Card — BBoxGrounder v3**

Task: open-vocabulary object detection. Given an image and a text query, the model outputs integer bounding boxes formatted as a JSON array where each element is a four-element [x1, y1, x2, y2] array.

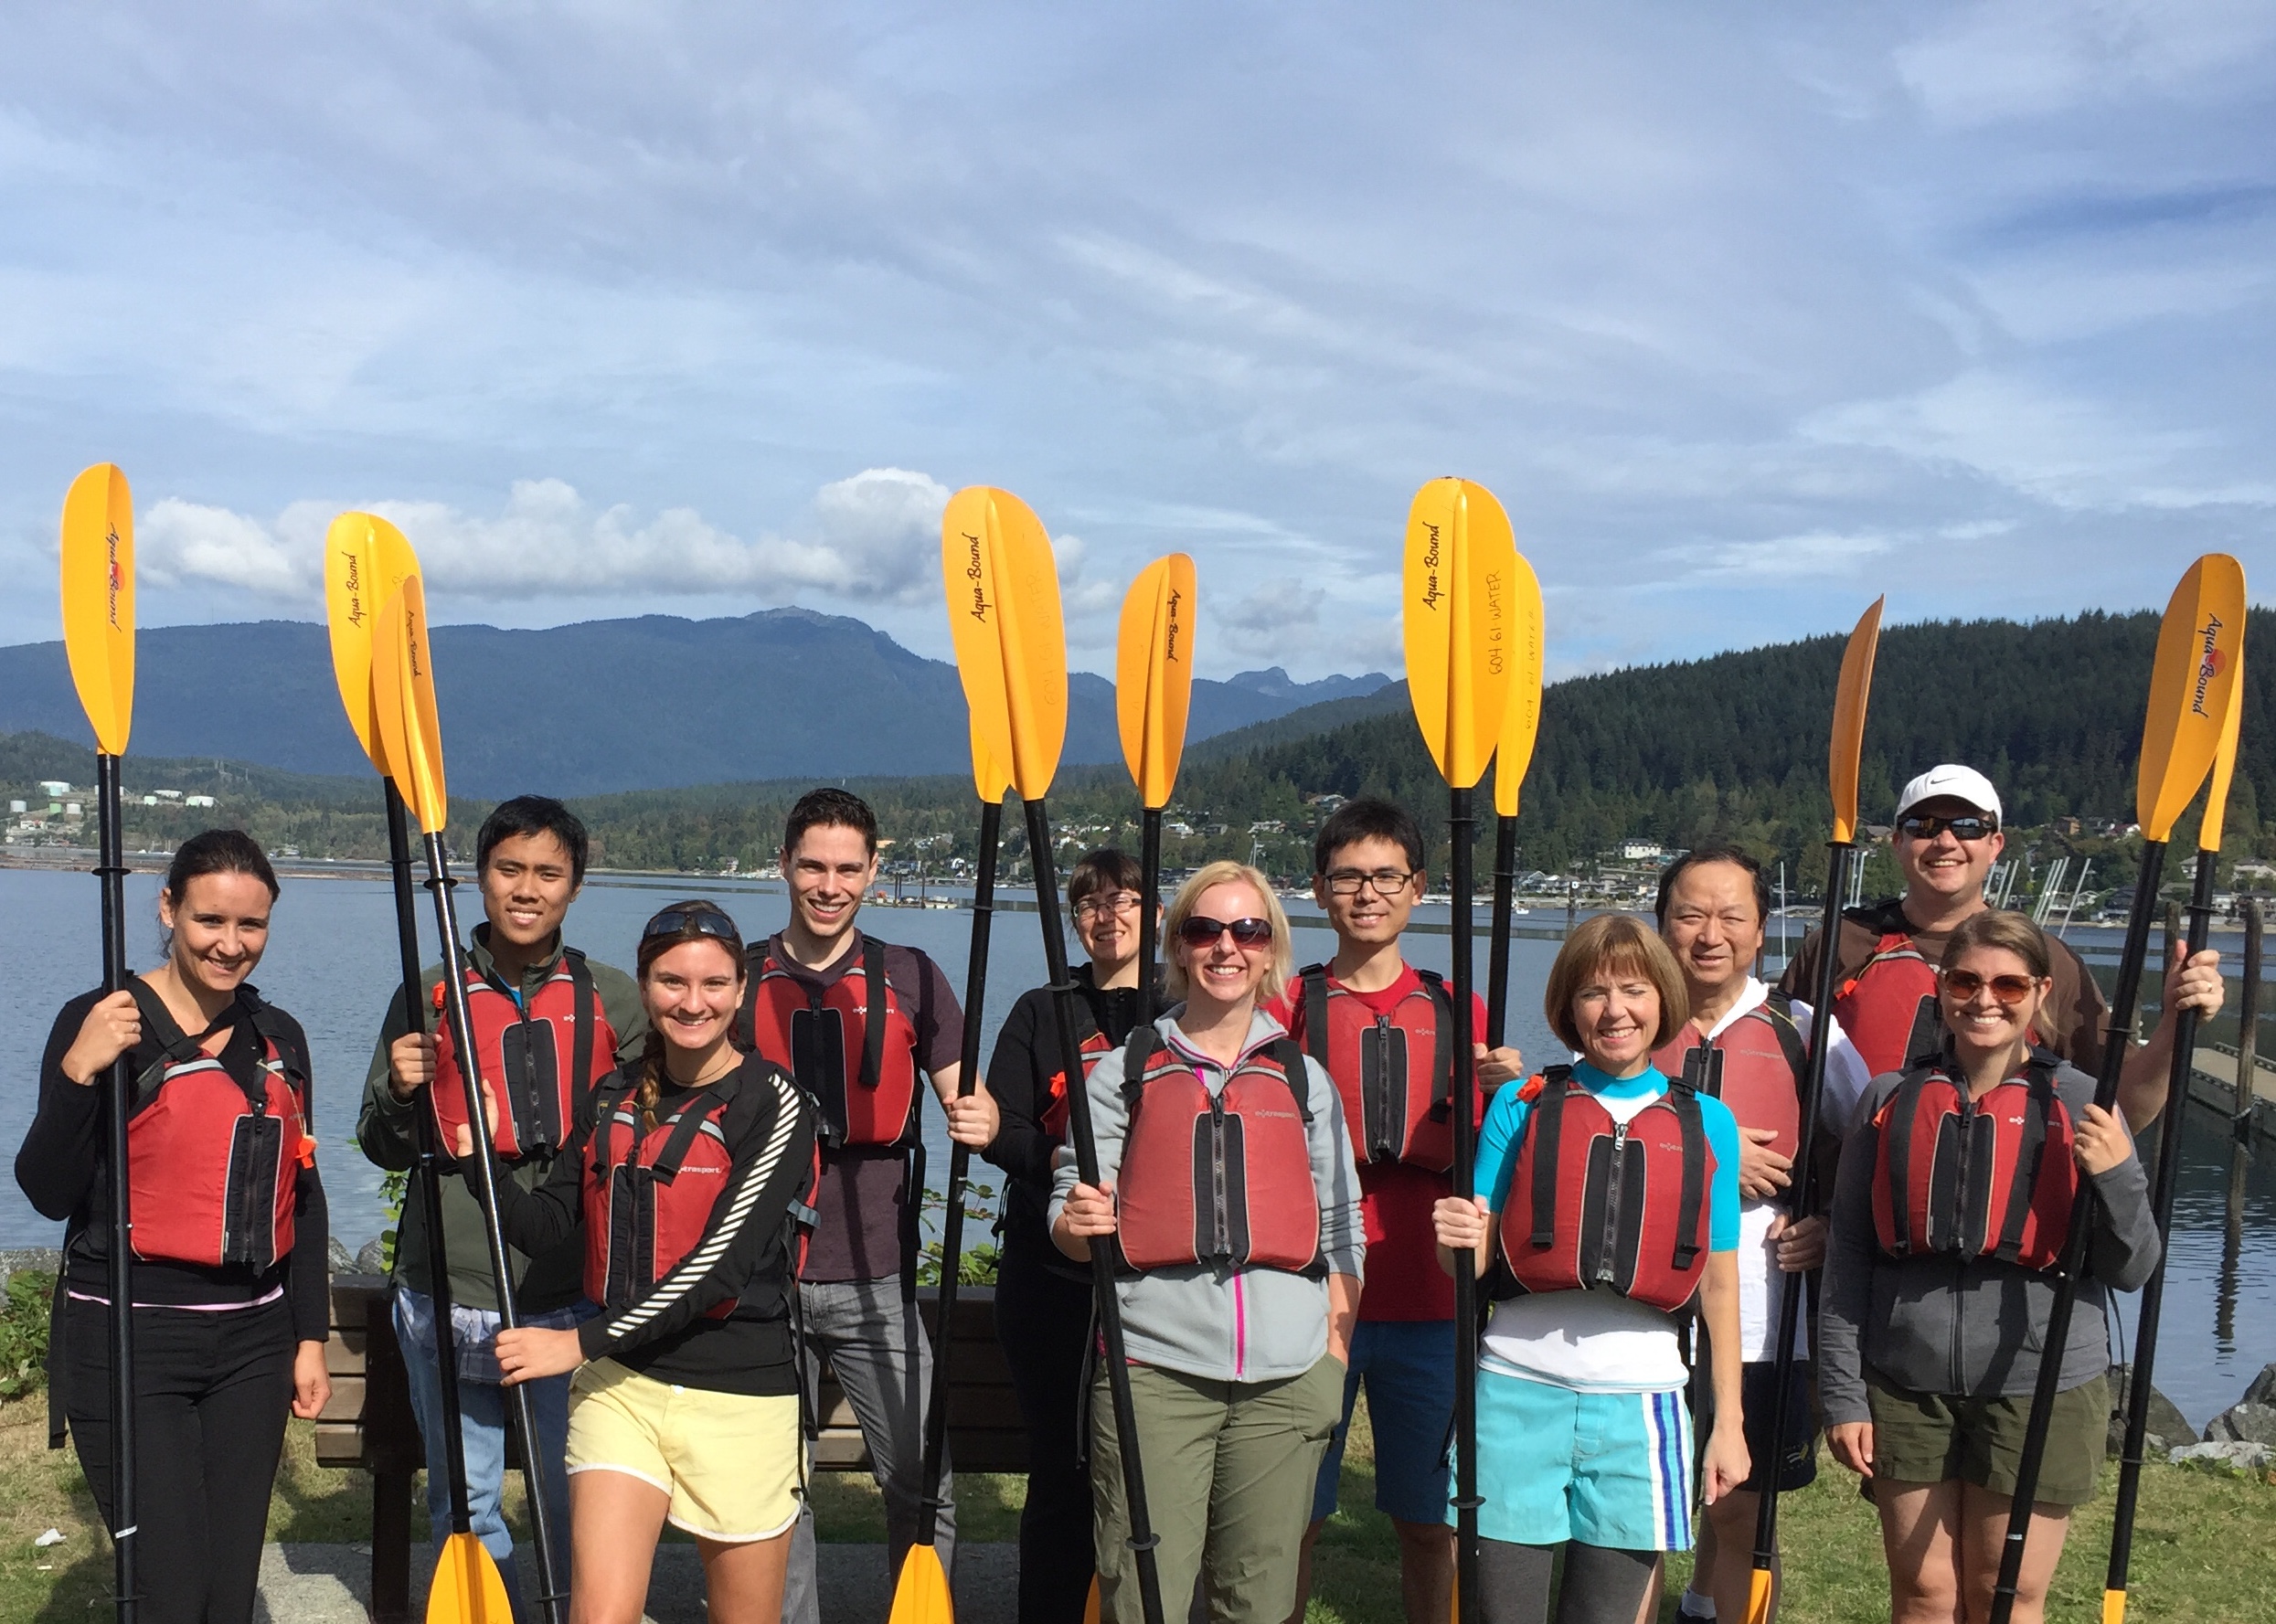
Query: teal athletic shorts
[[1311, 1319, 1457, 1525], [1458, 1366, 1696, 1551]]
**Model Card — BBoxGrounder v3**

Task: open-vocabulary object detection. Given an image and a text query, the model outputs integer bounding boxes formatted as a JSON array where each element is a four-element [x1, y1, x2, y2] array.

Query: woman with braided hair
[[469, 901, 819, 1624]]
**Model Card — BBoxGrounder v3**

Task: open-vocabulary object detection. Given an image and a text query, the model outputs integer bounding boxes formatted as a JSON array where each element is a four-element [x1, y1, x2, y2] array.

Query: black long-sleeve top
[[17, 985, 331, 1346], [495, 1054, 817, 1396], [982, 966, 1147, 1281]]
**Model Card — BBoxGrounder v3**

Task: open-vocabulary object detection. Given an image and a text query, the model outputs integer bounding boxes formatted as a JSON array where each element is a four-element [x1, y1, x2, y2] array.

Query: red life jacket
[[1833, 929, 1941, 1079], [1649, 993, 1809, 1162], [1041, 1002, 1113, 1144], [1496, 1067, 1713, 1313], [1870, 1048, 2077, 1270], [1112, 1027, 1324, 1275], [430, 948, 615, 1161], [124, 983, 314, 1273], [1294, 964, 1454, 1171], [581, 1067, 824, 1318], [739, 939, 920, 1148]]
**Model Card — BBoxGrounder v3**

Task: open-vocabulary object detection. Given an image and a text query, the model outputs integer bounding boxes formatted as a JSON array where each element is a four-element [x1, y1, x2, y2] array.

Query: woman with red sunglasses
[[1052, 860, 1364, 1624], [1820, 908, 2160, 1624]]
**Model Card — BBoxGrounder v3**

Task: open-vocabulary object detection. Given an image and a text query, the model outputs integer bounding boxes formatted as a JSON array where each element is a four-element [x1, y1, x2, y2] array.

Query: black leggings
[[1479, 1538, 1659, 1624], [64, 1293, 296, 1624], [994, 1236, 1099, 1624]]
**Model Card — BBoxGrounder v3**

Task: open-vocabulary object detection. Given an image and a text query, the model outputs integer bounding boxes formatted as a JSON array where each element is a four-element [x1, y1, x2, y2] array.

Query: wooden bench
[[319, 1274, 1030, 1622]]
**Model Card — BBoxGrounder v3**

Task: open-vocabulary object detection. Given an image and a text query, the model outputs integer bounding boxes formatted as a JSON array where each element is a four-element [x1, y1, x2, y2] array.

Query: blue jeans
[[394, 1287, 584, 1617]]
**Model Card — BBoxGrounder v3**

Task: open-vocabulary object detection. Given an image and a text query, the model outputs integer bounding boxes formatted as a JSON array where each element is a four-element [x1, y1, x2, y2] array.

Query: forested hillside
[[5, 608, 2269, 890]]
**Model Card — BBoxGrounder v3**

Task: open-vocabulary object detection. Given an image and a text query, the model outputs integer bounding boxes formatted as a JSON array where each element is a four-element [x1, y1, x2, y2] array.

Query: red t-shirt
[[1266, 965, 1496, 1322]]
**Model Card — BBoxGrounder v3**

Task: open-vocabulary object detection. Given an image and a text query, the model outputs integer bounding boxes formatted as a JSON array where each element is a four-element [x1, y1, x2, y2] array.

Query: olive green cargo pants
[[1090, 1354, 1345, 1624]]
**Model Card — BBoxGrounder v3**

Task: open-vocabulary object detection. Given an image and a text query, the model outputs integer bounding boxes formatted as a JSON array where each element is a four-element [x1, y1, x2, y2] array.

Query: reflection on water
[[1, 869, 2261, 1423]]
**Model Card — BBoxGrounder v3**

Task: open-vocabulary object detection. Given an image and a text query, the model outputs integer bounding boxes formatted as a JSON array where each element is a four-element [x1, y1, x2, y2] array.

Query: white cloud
[[128, 469, 955, 606], [140, 498, 314, 597], [1219, 579, 1328, 657], [1654, 530, 1895, 585]]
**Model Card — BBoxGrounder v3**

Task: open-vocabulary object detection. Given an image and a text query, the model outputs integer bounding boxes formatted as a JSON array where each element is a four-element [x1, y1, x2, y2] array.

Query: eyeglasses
[[1941, 968, 2039, 1005], [1324, 868, 1418, 897], [643, 907, 743, 946], [1898, 813, 1998, 843], [1073, 890, 1143, 921], [1176, 915, 1273, 949]]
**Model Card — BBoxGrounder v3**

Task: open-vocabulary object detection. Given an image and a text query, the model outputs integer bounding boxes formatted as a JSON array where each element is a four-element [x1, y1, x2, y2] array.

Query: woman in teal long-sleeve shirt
[[1435, 912, 1749, 1624]]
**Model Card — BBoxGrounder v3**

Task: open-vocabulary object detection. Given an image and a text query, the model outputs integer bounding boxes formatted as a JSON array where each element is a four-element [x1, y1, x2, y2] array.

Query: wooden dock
[[2188, 1040, 2275, 1141]]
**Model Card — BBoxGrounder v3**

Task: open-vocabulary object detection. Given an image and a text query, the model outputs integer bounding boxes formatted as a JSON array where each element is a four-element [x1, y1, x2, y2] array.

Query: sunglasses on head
[[1176, 915, 1273, 949], [1941, 967, 2038, 1004], [1898, 813, 1998, 842], [643, 907, 742, 946]]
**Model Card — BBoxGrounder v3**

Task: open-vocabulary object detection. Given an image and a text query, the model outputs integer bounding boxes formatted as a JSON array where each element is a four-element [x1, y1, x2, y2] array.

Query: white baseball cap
[[1895, 765, 2003, 826]]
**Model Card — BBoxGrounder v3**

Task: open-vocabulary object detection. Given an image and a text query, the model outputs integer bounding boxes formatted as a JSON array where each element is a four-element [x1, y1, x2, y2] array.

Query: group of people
[[15, 763, 2227, 1624]]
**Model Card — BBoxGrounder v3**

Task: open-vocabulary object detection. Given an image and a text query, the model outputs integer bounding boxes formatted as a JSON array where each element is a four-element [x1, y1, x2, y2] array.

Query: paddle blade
[[941, 486, 1068, 801], [427, 1531, 515, 1624], [375, 578, 451, 834], [2138, 554, 2247, 842], [970, 715, 1013, 804], [324, 512, 421, 775], [58, 463, 135, 757], [1084, 1576, 1101, 1624], [1741, 1566, 1773, 1624], [1116, 553, 1198, 810], [2201, 638, 2245, 854], [2101, 1590, 2127, 1624], [1828, 597, 1886, 844], [1491, 548, 1545, 818], [889, 1542, 954, 1624], [1403, 477, 1517, 791]]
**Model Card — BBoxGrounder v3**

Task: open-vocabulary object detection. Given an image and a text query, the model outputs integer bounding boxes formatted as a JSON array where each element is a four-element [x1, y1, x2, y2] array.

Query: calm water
[[1, 869, 2264, 1425]]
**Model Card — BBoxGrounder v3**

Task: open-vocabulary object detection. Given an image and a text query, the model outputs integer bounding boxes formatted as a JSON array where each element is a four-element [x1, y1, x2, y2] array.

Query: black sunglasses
[[643, 906, 743, 946], [1898, 813, 1998, 842], [1177, 915, 1273, 949]]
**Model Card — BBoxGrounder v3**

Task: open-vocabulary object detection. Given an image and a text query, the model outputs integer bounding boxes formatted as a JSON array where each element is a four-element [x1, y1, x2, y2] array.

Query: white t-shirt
[[1706, 979, 1873, 1363]]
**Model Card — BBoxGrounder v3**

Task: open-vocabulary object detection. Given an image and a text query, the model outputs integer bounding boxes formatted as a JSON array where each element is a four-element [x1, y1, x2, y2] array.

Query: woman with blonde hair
[[1433, 912, 1750, 1624], [1052, 861, 1365, 1624], [1820, 908, 2157, 1624]]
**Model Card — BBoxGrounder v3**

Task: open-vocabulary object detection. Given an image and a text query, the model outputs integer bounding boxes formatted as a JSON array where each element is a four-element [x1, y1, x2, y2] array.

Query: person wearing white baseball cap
[[1778, 763, 2224, 1130]]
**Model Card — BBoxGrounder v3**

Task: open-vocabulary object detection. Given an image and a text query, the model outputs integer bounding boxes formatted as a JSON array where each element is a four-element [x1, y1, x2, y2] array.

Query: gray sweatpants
[[782, 1277, 957, 1624]]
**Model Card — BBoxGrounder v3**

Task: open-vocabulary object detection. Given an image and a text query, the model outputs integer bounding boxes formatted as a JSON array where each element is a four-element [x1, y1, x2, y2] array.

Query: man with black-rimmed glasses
[[1270, 797, 1524, 1624]]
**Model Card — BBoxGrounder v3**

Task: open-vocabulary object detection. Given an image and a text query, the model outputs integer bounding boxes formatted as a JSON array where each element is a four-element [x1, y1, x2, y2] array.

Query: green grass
[[0, 1394, 2269, 1620]]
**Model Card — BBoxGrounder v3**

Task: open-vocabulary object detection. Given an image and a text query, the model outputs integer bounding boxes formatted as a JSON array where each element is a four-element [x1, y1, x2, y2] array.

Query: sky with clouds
[[1, 2, 2270, 681]]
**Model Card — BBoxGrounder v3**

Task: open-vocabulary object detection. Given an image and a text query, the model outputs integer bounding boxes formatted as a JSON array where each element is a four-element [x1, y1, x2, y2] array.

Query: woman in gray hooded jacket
[[1053, 860, 1365, 1624], [1820, 908, 2161, 1624]]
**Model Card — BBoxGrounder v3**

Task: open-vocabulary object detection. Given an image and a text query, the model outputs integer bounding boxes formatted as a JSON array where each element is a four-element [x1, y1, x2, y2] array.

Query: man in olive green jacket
[[356, 796, 644, 1609]]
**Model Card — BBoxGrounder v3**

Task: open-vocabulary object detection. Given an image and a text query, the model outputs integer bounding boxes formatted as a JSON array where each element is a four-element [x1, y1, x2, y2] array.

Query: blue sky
[[1, 3, 2270, 680]]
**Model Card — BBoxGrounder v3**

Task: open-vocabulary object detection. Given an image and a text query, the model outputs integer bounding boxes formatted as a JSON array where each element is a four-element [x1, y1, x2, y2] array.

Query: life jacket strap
[[565, 947, 599, 1096], [859, 939, 888, 1094], [1527, 1066, 1574, 1251], [1664, 1080, 1707, 1272], [1413, 967, 1455, 1118], [1762, 991, 1810, 1095], [1992, 1049, 2064, 1264], [1298, 964, 1330, 1068]]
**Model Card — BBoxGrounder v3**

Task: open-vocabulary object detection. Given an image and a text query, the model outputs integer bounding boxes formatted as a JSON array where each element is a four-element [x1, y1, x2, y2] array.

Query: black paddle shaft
[[1989, 840, 2169, 1624], [1139, 809, 1163, 1024], [1025, 797, 1167, 1624], [96, 754, 138, 1621], [2105, 846, 2215, 1602], [1748, 839, 1856, 1589], [1486, 814, 1518, 1049], [383, 787, 476, 1534], [918, 797, 1003, 1545], [418, 833, 568, 1622], [1448, 788, 1483, 1624]]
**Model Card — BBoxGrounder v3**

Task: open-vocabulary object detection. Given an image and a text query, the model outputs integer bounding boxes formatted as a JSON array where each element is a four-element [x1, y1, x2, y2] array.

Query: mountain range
[[0, 608, 1388, 796]]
